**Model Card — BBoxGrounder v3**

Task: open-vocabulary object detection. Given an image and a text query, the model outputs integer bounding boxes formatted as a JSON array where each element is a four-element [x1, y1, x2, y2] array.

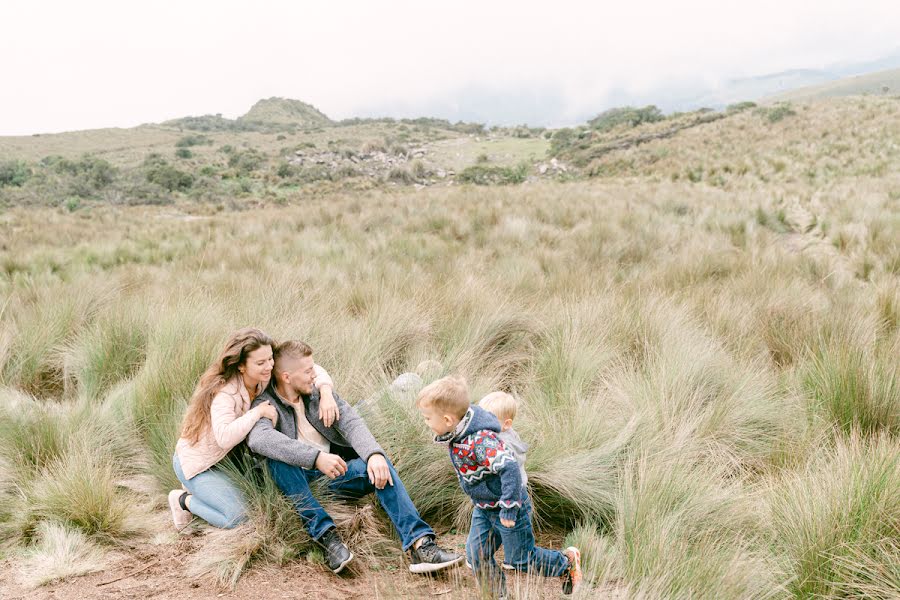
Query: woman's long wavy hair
[[180, 327, 275, 445]]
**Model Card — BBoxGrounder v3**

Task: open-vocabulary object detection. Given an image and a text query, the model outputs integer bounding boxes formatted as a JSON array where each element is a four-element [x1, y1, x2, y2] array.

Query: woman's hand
[[257, 401, 278, 427], [318, 385, 339, 428]]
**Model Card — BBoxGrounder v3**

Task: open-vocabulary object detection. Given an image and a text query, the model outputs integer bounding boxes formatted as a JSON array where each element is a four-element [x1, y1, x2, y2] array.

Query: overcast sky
[[1, 0, 899, 135]]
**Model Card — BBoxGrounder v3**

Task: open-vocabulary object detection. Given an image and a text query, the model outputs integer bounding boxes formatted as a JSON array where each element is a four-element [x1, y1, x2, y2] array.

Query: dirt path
[[0, 529, 595, 600]]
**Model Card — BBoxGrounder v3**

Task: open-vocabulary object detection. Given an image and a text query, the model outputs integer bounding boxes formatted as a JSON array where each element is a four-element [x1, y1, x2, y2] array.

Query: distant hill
[[238, 97, 331, 127], [763, 67, 900, 104], [161, 97, 332, 133], [609, 49, 900, 115]]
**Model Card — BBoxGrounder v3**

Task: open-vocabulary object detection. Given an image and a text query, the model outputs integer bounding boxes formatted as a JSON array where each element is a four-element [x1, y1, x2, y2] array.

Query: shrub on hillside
[[549, 127, 593, 158], [727, 101, 757, 112], [756, 103, 796, 123], [143, 155, 194, 192], [387, 168, 414, 184], [589, 105, 664, 132], [40, 155, 117, 197], [227, 148, 266, 174], [457, 162, 528, 185], [175, 148, 192, 159], [293, 166, 332, 184], [275, 162, 296, 179], [410, 160, 428, 180], [175, 134, 212, 148], [0, 160, 31, 187]]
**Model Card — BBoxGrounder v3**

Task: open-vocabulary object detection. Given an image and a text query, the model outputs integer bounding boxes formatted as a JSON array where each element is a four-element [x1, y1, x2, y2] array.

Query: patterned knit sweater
[[436, 405, 523, 522]]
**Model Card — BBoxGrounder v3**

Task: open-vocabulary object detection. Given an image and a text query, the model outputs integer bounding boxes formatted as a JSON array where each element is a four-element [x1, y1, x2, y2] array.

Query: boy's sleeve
[[482, 432, 523, 522]]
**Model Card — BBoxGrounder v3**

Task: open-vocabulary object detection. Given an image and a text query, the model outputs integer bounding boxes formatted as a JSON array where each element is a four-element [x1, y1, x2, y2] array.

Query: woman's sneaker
[[167, 490, 192, 530], [561, 546, 582, 595]]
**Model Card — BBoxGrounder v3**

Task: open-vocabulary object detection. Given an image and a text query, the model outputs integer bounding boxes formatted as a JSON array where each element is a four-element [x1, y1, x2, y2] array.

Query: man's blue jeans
[[267, 456, 433, 551], [466, 496, 569, 597]]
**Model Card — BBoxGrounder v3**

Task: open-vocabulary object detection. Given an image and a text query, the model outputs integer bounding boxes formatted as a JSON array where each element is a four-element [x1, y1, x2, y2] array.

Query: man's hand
[[500, 517, 516, 528], [318, 385, 340, 428], [366, 454, 394, 490], [314, 452, 347, 480]]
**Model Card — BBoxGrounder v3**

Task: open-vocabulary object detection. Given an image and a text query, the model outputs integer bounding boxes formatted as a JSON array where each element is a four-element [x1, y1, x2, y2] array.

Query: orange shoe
[[561, 546, 582, 595]]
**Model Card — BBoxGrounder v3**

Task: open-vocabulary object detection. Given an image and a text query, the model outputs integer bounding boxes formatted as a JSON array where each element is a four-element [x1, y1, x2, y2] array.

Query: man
[[247, 340, 463, 575]]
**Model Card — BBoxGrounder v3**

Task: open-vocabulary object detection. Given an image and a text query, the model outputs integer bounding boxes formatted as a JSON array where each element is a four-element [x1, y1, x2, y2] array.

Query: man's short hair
[[416, 375, 470, 419], [274, 340, 313, 371], [479, 391, 518, 422]]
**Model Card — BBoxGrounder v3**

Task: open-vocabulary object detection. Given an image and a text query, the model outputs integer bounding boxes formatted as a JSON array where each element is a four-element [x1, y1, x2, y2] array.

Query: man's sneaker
[[167, 490, 191, 530], [408, 536, 465, 574], [317, 528, 353, 574], [561, 546, 583, 595]]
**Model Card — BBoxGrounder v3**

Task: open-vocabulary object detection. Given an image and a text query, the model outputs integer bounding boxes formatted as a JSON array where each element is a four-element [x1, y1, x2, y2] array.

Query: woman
[[168, 327, 339, 529]]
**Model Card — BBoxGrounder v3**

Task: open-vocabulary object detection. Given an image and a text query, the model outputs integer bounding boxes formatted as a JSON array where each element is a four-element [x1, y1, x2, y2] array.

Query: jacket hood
[[464, 405, 501, 438], [434, 405, 502, 444]]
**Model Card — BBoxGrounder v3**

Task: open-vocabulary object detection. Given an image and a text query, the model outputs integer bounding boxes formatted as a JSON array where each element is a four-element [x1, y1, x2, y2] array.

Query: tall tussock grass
[[190, 456, 315, 588], [1, 177, 898, 594], [127, 300, 226, 490], [613, 451, 779, 599], [767, 434, 900, 599], [802, 340, 899, 437], [62, 302, 149, 401], [0, 392, 141, 544], [1, 278, 118, 398], [29, 438, 140, 540], [17, 521, 110, 588]]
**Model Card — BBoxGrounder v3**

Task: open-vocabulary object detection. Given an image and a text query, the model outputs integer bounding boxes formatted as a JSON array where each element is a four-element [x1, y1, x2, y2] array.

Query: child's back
[[479, 392, 528, 488], [497, 427, 528, 487]]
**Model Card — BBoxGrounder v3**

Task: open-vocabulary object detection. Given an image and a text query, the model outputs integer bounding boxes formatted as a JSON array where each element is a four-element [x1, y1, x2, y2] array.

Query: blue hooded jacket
[[436, 405, 524, 522]]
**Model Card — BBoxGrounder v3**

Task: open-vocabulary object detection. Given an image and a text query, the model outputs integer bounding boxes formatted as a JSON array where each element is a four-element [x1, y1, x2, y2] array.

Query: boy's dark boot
[[317, 528, 353, 574], [408, 536, 464, 573]]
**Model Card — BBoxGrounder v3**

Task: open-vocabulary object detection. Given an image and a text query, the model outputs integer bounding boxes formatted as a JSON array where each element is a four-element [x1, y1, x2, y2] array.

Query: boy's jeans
[[466, 496, 569, 597], [267, 456, 434, 551]]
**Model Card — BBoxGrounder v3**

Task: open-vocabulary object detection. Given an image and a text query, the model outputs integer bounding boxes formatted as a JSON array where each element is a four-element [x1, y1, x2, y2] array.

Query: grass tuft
[[17, 521, 109, 588]]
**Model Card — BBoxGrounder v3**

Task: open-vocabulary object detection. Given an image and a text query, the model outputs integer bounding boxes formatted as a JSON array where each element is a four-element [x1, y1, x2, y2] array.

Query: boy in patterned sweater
[[416, 376, 582, 598]]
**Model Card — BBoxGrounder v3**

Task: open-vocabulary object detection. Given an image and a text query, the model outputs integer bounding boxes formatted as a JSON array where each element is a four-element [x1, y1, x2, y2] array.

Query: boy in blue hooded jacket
[[416, 375, 582, 598]]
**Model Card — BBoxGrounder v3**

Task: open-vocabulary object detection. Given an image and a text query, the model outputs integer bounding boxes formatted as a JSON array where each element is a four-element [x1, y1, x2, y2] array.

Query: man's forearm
[[248, 421, 320, 469]]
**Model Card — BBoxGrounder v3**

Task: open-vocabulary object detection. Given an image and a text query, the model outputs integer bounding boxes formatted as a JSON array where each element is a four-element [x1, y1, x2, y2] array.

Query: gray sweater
[[247, 384, 384, 470], [499, 428, 528, 487]]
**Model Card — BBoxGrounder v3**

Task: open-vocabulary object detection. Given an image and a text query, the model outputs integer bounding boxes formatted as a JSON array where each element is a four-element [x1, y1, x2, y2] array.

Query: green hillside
[[238, 97, 332, 127]]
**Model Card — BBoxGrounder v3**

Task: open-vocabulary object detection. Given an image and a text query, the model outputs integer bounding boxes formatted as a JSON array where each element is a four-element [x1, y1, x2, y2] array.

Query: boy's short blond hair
[[416, 375, 470, 419], [479, 391, 518, 422]]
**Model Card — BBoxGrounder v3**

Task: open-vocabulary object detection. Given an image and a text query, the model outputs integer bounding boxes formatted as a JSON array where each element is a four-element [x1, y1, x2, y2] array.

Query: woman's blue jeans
[[172, 453, 247, 529]]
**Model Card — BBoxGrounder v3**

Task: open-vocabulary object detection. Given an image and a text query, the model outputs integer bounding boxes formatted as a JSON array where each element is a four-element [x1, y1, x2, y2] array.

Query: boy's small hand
[[500, 517, 515, 527]]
